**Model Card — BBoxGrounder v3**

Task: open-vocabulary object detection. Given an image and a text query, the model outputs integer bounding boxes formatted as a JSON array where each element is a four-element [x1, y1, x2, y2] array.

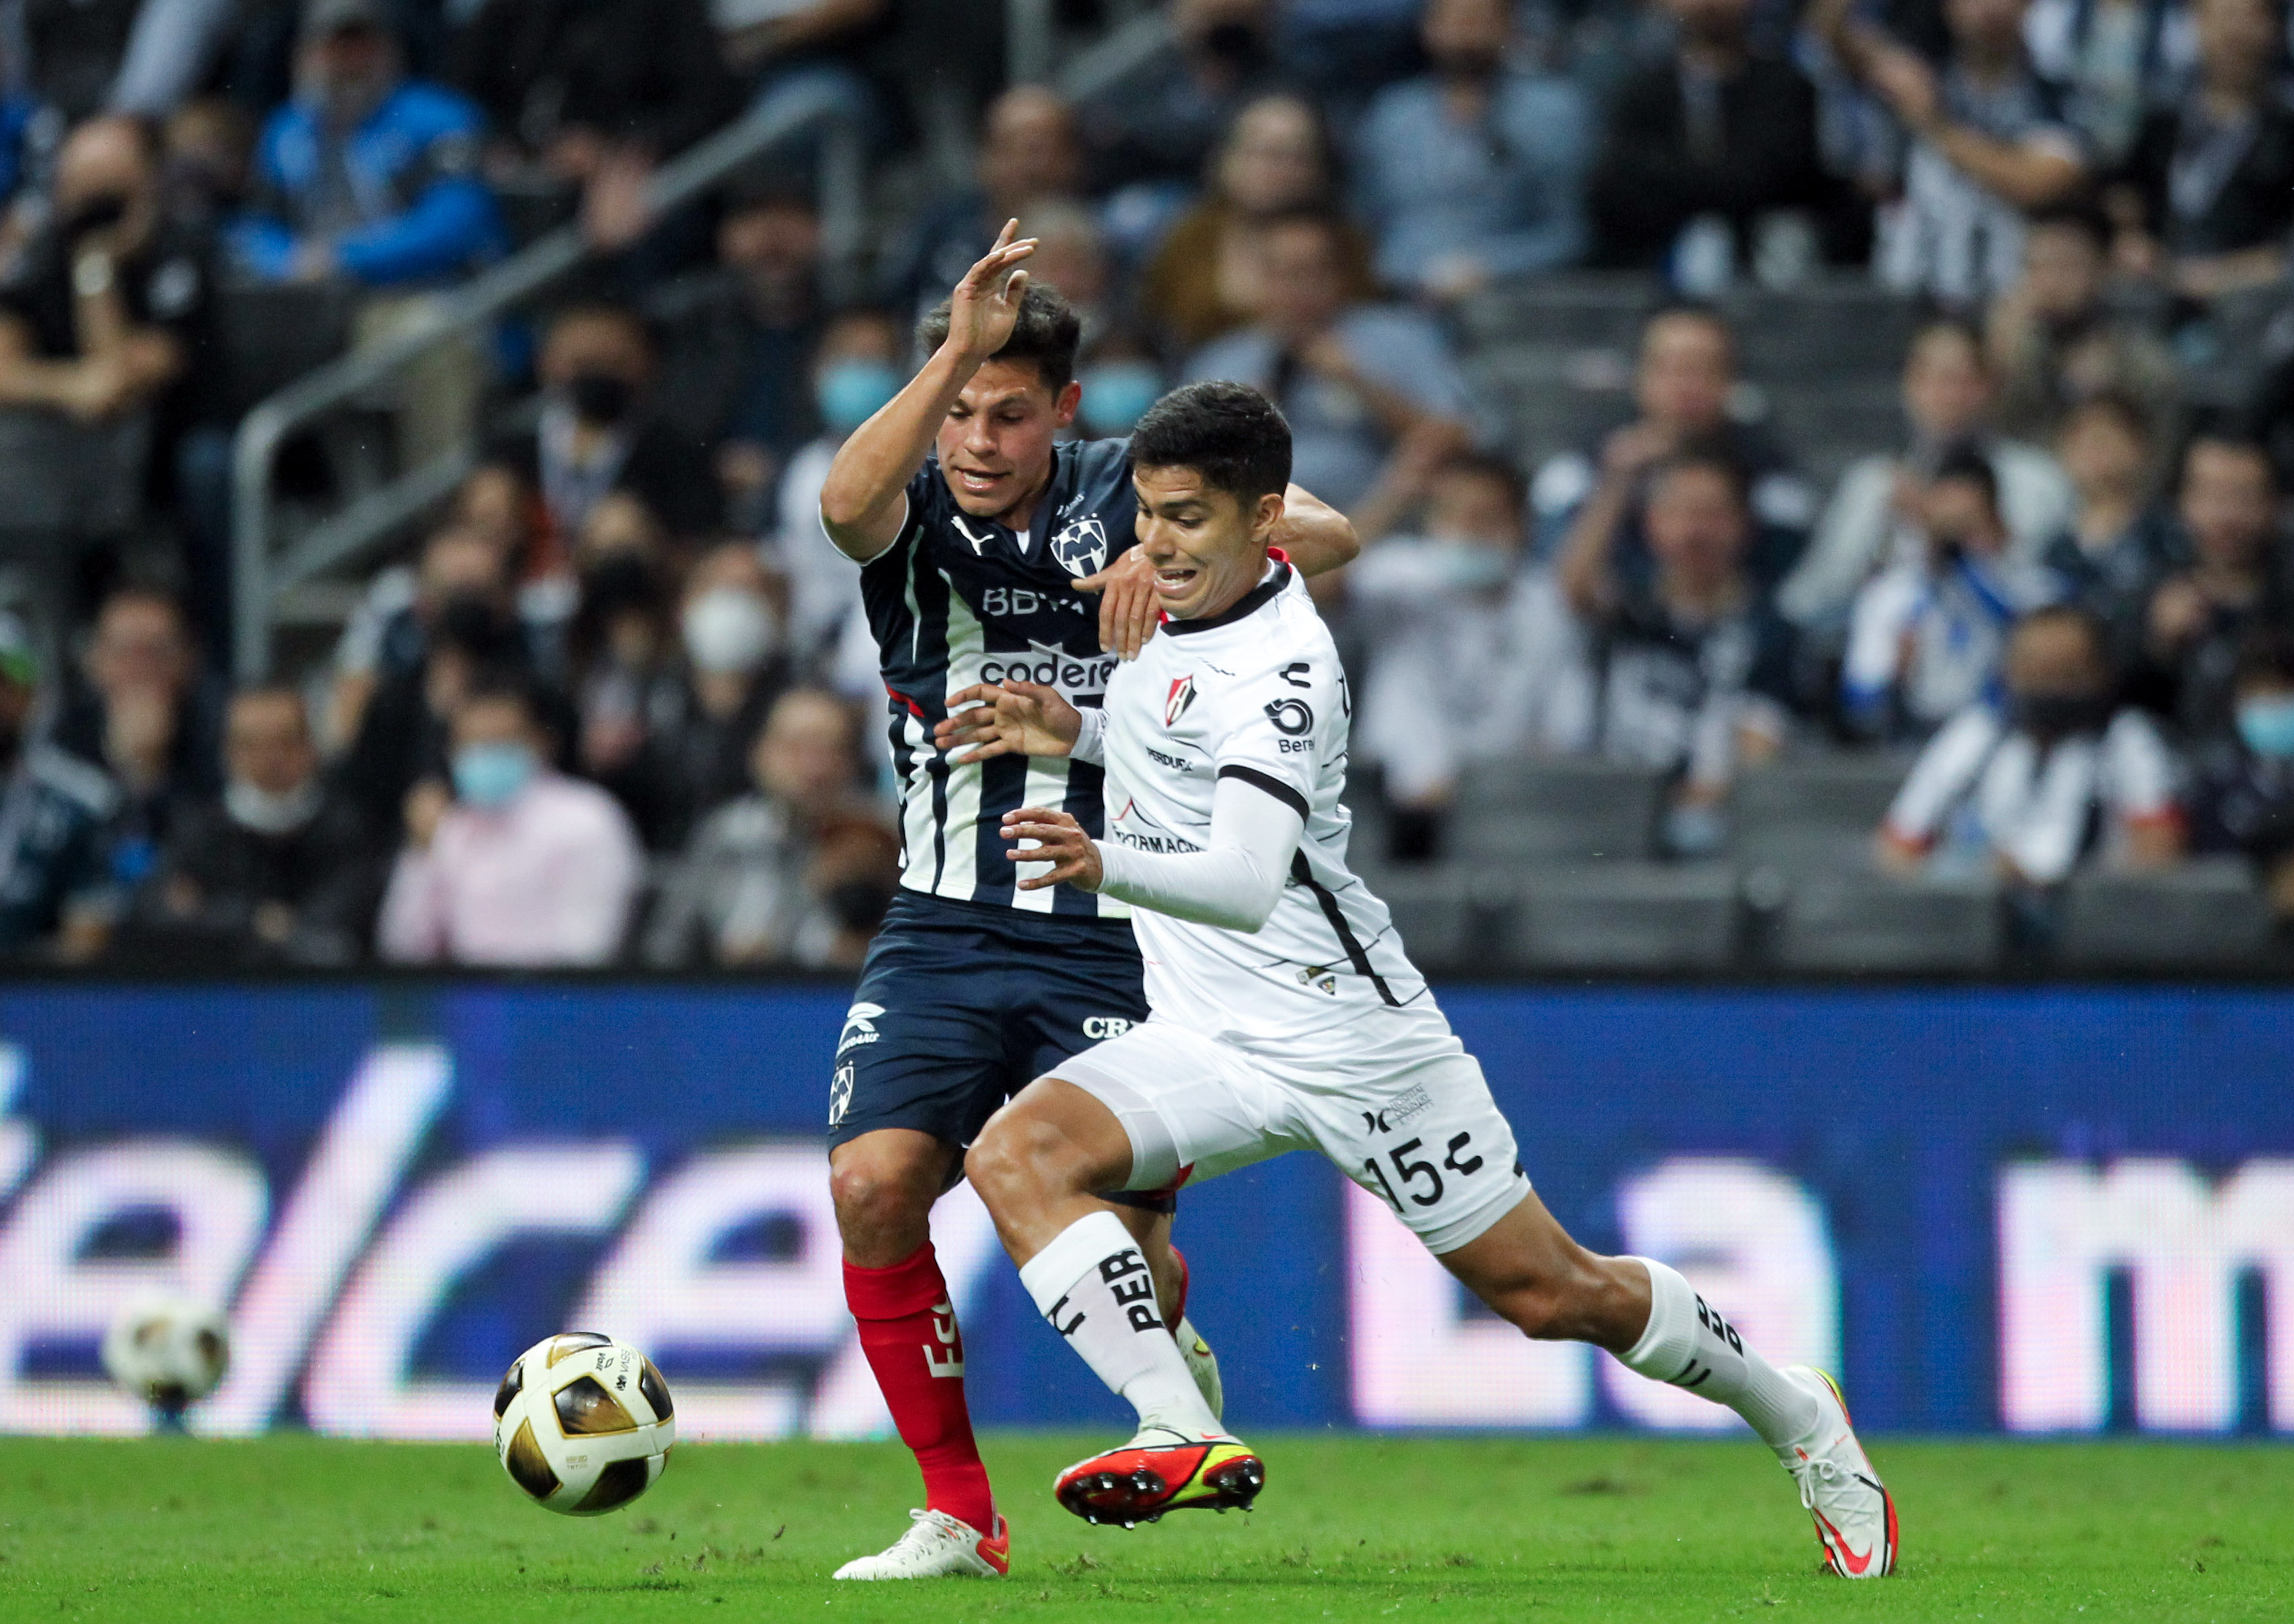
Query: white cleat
[[1177, 1315, 1224, 1422], [1780, 1366, 1897, 1578], [831, 1509, 1009, 1580]]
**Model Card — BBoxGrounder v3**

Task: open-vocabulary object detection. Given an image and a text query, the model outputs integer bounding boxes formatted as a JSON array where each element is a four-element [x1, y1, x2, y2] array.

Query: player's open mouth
[[1154, 567, 1199, 596], [954, 468, 1004, 494]]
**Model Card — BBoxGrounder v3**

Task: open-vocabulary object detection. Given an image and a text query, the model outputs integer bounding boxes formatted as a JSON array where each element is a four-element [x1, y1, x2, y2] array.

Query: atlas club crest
[[1050, 517, 1109, 578]]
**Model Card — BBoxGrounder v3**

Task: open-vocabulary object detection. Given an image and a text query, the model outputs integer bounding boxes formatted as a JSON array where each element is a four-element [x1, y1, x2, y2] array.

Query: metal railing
[[228, 89, 856, 680]]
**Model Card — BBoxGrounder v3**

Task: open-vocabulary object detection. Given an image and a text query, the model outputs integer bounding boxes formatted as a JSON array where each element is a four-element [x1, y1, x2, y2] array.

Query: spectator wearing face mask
[[2138, 434, 2294, 743], [1562, 446, 1807, 855], [1350, 449, 1593, 860], [336, 537, 573, 840], [1841, 444, 2064, 740], [0, 117, 226, 636], [1354, 0, 1591, 301], [0, 613, 120, 960], [479, 302, 723, 574], [379, 675, 642, 965], [1986, 204, 2181, 445], [650, 542, 792, 842], [765, 307, 902, 674], [642, 685, 897, 967], [1779, 320, 2073, 630], [1880, 605, 2181, 890], [2189, 629, 2294, 923], [122, 684, 378, 964], [564, 495, 686, 847], [1074, 329, 1166, 445]]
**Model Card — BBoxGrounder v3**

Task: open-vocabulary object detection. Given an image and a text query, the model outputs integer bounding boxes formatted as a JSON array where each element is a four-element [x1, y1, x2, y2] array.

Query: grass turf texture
[[0, 1434, 2283, 1622]]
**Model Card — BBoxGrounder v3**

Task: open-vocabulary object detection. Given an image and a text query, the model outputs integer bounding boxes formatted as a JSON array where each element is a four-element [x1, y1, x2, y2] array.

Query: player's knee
[[829, 1144, 937, 1246], [964, 1110, 1080, 1211]]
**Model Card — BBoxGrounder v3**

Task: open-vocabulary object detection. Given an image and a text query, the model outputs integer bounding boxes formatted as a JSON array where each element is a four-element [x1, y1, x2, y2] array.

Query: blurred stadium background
[[0, 0, 2284, 1450]]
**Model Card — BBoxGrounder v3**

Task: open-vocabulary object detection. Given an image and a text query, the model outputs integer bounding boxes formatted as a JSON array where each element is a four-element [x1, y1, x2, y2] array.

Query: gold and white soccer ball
[[493, 1332, 675, 1516], [100, 1292, 230, 1415]]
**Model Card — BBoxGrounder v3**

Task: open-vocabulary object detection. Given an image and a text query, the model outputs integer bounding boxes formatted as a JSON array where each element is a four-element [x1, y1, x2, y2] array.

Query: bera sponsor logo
[[977, 640, 1118, 699], [1165, 675, 1197, 728]]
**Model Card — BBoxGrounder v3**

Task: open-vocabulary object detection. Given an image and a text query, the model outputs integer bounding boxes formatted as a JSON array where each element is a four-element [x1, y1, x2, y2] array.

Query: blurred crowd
[[1, 0, 2293, 965]]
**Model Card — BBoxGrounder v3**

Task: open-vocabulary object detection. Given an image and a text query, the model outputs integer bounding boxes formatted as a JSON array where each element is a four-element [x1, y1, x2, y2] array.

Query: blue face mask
[[1434, 540, 1515, 593], [2238, 695, 2294, 758], [816, 361, 901, 436], [1080, 362, 1164, 435], [452, 742, 536, 810]]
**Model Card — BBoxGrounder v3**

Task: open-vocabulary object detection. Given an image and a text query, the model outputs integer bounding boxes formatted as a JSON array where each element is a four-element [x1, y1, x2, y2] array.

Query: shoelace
[[1785, 1452, 1845, 1512], [896, 1509, 966, 1550]]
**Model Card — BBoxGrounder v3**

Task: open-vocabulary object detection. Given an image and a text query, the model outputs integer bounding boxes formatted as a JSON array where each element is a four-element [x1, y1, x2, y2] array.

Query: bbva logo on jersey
[[1050, 517, 1109, 578]]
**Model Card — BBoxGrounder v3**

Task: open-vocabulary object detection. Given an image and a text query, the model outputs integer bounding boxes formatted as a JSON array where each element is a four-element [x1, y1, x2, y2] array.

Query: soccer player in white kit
[[938, 381, 1899, 1578]]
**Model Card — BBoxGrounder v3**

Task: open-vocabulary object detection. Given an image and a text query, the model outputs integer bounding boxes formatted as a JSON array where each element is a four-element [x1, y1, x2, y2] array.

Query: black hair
[[2237, 625, 2294, 689], [1931, 440, 2002, 513], [459, 669, 542, 723], [917, 281, 1081, 395], [1130, 380, 1293, 501], [2062, 388, 2154, 445], [546, 299, 658, 356], [1646, 439, 1749, 509], [1433, 449, 1528, 514]]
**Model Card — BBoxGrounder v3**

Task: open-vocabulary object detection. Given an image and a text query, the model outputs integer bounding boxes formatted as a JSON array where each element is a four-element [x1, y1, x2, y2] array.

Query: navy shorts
[[828, 891, 1160, 1203]]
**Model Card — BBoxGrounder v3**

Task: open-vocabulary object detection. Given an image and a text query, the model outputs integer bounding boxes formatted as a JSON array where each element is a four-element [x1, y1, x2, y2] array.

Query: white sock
[[1017, 1211, 1223, 1436], [1616, 1257, 1821, 1450]]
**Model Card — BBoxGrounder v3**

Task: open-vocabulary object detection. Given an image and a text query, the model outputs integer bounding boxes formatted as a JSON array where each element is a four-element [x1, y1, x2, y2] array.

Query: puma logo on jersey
[[950, 515, 995, 554], [1166, 675, 1197, 727]]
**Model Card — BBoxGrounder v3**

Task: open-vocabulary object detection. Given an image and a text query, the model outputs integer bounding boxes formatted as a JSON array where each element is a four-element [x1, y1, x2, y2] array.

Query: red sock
[[1166, 1243, 1191, 1335], [844, 1243, 995, 1532]]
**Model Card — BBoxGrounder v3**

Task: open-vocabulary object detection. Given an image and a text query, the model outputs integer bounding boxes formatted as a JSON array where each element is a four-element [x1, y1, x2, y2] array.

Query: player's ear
[[1054, 378, 1082, 427], [1252, 489, 1286, 541]]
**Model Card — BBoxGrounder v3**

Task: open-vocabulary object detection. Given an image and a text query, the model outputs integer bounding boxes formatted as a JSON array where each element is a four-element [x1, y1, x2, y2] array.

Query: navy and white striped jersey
[[856, 436, 1138, 918]]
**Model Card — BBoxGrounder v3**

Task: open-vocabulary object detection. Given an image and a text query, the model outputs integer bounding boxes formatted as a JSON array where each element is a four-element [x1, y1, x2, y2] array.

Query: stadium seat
[[1364, 866, 1483, 975], [214, 282, 358, 419], [1454, 273, 1662, 350], [1730, 753, 1917, 872], [2055, 860, 2275, 968], [1771, 874, 2002, 972], [1497, 862, 1740, 971], [1724, 283, 1924, 383], [1450, 758, 1664, 863]]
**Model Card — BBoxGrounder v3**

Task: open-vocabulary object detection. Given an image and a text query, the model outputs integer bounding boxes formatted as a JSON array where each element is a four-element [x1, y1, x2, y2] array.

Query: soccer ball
[[100, 1292, 230, 1414], [493, 1332, 675, 1517]]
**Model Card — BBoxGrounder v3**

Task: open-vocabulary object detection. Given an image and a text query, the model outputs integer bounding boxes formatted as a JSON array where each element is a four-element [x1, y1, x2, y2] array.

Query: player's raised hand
[[1001, 805, 1104, 893], [1075, 546, 1161, 660], [941, 219, 1039, 365], [934, 680, 1083, 764]]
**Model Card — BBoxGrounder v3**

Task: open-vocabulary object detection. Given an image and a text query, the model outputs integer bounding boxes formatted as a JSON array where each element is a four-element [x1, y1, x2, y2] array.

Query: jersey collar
[[1162, 559, 1293, 636]]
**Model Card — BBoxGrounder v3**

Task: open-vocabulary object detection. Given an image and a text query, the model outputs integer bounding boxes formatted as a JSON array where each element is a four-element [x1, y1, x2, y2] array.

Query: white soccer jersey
[[1093, 560, 1438, 1048]]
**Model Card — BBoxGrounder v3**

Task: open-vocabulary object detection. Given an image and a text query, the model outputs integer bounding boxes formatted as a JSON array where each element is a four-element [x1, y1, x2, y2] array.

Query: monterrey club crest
[[1165, 674, 1197, 728], [1050, 516, 1109, 578]]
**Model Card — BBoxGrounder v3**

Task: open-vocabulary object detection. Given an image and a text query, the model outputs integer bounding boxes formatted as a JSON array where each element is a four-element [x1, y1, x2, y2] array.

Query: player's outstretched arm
[[817, 220, 1038, 562], [934, 680, 1082, 764], [1273, 484, 1360, 578]]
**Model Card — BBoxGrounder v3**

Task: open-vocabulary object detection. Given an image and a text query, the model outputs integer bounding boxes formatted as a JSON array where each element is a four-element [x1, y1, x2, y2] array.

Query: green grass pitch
[[0, 1433, 2284, 1621]]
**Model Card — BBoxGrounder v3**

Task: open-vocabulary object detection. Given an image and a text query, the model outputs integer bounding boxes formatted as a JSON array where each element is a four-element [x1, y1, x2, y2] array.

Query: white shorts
[[1052, 1018, 1532, 1254]]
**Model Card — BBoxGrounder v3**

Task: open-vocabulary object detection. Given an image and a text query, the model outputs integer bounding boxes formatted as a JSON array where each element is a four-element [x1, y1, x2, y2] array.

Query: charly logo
[[1165, 675, 1197, 728], [838, 1001, 885, 1054], [1050, 517, 1109, 578], [829, 1062, 855, 1127]]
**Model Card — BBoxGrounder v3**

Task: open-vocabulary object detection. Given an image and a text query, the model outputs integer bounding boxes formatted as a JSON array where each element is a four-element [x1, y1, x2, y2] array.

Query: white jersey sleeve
[[1095, 774, 1302, 929]]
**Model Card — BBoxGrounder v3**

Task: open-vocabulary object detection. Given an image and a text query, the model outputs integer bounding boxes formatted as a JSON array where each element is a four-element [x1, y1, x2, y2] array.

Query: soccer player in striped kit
[[813, 224, 1360, 1579]]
